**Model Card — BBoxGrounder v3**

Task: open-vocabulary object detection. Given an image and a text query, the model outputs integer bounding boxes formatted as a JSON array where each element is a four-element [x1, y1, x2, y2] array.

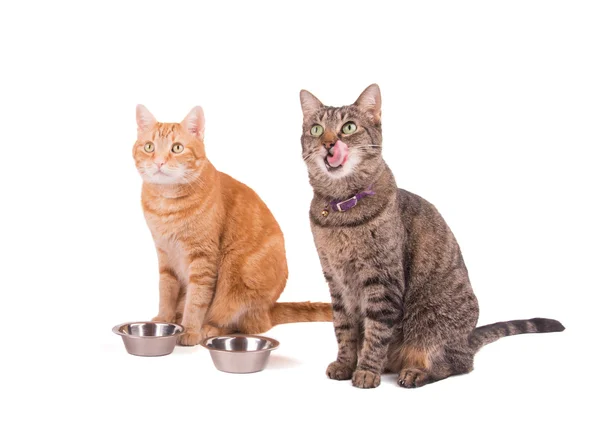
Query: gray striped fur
[[299, 84, 564, 389]]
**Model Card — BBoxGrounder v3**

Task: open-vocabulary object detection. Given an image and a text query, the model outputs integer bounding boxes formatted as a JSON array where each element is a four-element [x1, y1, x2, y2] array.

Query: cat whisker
[[302, 152, 321, 162], [182, 172, 207, 193], [354, 144, 382, 149]]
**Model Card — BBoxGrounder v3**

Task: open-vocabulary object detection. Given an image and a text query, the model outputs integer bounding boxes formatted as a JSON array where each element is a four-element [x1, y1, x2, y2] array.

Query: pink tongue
[[326, 140, 349, 168]]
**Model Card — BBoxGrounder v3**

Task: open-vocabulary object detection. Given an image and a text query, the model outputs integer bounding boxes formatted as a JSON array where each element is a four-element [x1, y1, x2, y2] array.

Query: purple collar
[[326, 187, 375, 213]]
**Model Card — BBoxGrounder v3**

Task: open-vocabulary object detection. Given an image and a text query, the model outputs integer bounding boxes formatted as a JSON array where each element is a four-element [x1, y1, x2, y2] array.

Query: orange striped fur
[[133, 105, 331, 345]]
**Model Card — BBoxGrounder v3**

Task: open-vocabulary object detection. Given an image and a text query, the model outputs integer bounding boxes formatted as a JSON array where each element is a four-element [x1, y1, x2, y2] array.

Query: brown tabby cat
[[300, 84, 564, 388], [133, 105, 331, 345]]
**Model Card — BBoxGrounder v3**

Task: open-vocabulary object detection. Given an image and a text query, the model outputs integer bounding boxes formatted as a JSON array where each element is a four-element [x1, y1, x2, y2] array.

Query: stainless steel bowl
[[201, 335, 279, 373], [112, 322, 184, 357]]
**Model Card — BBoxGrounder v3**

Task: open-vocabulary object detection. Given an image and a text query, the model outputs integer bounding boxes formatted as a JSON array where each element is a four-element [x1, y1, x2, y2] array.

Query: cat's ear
[[300, 90, 324, 121], [354, 84, 381, 122], [136, 104, 157, 133], [181, 106, 205, 140]]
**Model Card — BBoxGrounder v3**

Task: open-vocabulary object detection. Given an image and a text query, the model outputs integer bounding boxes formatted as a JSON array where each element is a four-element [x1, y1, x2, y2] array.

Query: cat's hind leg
[[205, 279, 277, 336], [201, 286, 268, 336], [396, 342, 474, 388], [201, 246, 287, 337], [237, 306, 275, 334], [396, 345, 436, 388]]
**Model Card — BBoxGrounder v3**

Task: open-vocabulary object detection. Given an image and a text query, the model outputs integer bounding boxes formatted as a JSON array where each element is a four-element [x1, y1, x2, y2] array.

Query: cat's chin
[[142, 173, 183, 185], [315, 155, 358, 181], [324, 158, 344, 172]]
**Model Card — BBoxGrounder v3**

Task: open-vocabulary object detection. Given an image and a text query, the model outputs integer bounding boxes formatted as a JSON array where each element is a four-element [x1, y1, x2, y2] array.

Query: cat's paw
[[352, 369, 381, 389], [398, 368, 429, 388], [177, 332, 203, 346], [326, 361, 354, 380], [199, 325, 225, 339], [151, 314, 176, 323]]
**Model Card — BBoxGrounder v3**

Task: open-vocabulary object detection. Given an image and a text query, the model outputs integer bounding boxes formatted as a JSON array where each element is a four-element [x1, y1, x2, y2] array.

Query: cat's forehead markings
[[318, 107, 337, 123], [317, 106, 352, 126], [160, 123, 177, 137], [152, 123, 177, 140]]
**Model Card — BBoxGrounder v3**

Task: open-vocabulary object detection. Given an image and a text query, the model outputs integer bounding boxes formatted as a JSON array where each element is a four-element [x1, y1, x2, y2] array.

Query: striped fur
[[271, 302, 332, 325], [469, 318, 565, 351], [299, 85, 564, 388], [133, 105, 331, 346]]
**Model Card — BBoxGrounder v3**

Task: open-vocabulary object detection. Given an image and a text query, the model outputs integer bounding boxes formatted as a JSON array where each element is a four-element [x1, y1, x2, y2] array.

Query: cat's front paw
[[177, 332, 203, 346], [352, 369, 381, 389], [326, 361, 354, 380]]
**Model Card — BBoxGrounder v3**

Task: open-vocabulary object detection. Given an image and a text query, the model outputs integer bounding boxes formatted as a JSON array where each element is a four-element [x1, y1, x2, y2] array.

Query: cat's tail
[[270, 302, 333, 325], [468, 317, 565, 352]]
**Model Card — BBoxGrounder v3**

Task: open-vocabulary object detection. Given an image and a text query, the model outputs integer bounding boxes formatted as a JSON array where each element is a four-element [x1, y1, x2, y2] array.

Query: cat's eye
[[171, 143, 184, 154], [310, 124, 324, 137], [143, 142, 154, 153], [341, 122, 357, 135]]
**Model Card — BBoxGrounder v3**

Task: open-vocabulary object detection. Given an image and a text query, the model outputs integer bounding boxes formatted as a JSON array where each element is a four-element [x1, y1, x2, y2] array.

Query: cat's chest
[[314, 226, 376, 277], [143, 199, 195, 282], [143, 201, 188, 238], [142, 194, 207, 241], [145, 212, 181, 240], [312, 215, 401, 286], [154, 237, 189, 284]]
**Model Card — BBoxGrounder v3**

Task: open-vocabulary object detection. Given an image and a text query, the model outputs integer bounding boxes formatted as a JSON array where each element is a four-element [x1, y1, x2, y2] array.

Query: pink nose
[[154, 161, 165, 168]]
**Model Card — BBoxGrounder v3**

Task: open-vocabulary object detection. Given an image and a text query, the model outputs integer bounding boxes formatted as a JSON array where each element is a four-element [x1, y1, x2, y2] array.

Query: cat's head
[[133, 105, 206, 185], [300, 84, 383, 197]]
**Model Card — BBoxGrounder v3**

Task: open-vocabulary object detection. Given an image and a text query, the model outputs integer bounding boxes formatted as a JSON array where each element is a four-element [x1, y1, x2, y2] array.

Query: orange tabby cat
[[133, 105, 331, 345]]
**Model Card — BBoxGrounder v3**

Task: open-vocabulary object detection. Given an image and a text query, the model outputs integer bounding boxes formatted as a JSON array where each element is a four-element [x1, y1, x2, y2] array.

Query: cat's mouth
[[324, 156, 343, 171], [153, 167, 171, 176], [146, 167, 176, 182], [324, 140, 349, 171]]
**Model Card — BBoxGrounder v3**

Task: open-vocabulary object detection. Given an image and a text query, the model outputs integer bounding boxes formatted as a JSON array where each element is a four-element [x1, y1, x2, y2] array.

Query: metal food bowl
[[201, 335, 279, 373], [112, 322, 184, 357]]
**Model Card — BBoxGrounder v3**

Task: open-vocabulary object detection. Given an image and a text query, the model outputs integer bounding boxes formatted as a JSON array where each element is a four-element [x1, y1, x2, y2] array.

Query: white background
[[1, 1, 598, 437]]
